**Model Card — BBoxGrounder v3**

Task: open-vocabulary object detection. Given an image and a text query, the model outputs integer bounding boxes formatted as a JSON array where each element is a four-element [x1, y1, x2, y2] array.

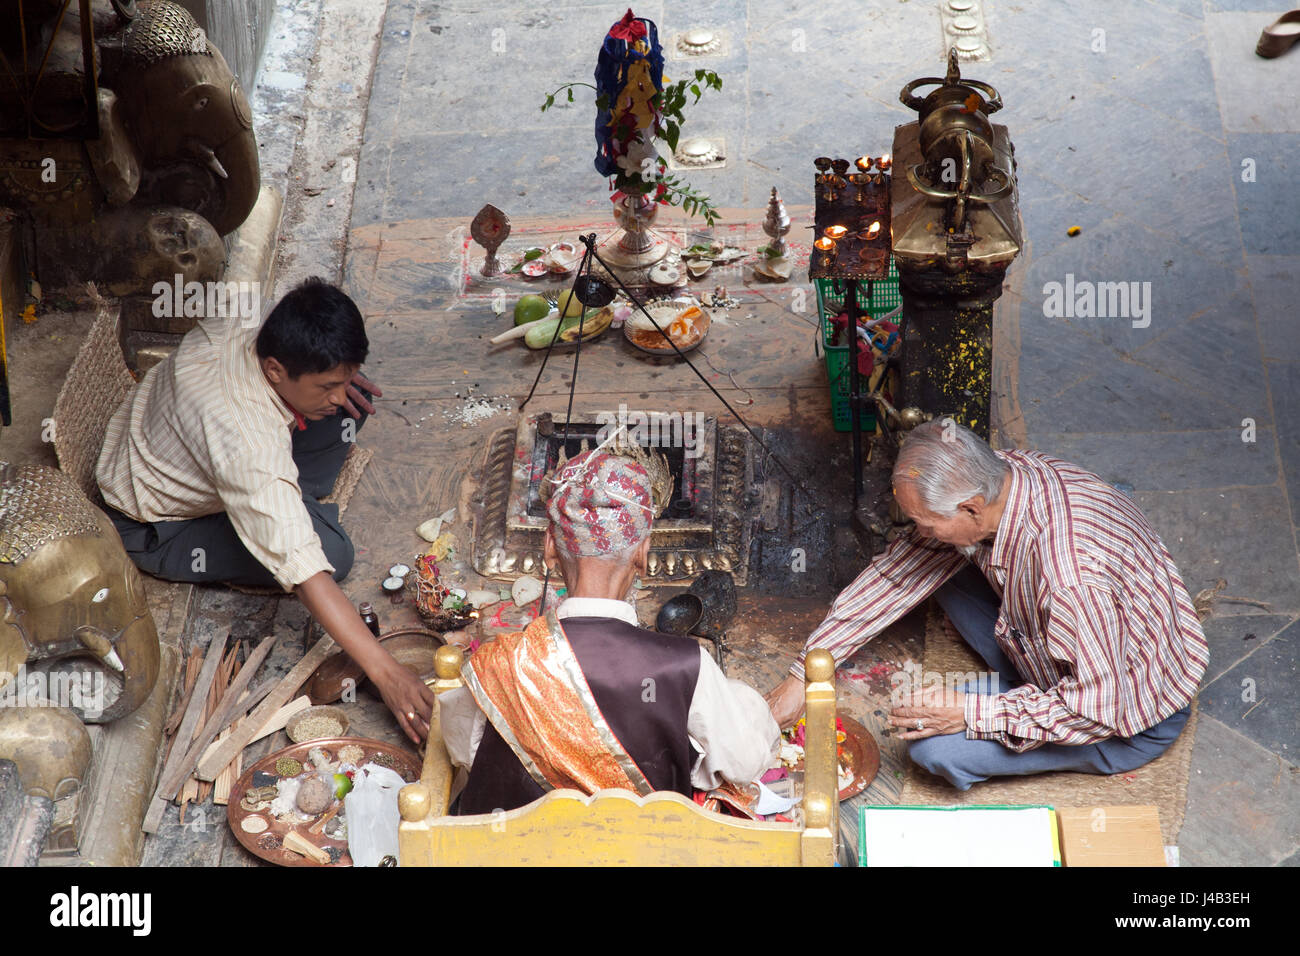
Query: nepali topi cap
[[544, 450, 656, 557]]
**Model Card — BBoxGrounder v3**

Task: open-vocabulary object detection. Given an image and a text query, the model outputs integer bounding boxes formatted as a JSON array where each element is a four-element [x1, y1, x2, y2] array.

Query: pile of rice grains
[[292, 713, 345, 741], [236, 744, 416, 864]]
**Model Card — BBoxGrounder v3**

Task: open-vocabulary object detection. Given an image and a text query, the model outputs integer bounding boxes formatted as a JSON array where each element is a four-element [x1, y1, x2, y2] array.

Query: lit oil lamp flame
[[877, 154, 892, 171], [814, 236, 837, 268], [865, 221, 881, 240], [855, 156, 873, 172], [824, 225, 848, 241]]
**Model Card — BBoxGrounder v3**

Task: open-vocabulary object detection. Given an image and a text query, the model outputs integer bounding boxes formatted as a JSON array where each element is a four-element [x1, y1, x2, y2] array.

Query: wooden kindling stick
[[195, 633, 337, 782], [152, 635, 278, 810], [143, 635, 227, 833]]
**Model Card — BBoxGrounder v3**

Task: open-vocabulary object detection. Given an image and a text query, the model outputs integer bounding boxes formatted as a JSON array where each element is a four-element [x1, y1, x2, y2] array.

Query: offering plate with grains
[[286, 705, 351, 743], [227, 738, 421, 867]]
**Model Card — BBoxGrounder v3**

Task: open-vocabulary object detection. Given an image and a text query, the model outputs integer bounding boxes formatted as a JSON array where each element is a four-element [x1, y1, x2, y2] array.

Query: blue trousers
[[907, 566, 1190, 791]]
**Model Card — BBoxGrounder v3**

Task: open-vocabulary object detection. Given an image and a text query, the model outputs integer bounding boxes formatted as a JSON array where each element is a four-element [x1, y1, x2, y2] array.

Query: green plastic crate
[[814, 259, 902, 432]]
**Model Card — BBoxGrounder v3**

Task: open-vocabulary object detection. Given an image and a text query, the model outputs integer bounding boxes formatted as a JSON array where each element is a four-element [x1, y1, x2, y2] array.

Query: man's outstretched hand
[[342, 370, 383, 419], [294, 571, 431, 744], [371, 658, 436, 745], [764, 674, 805, 730]]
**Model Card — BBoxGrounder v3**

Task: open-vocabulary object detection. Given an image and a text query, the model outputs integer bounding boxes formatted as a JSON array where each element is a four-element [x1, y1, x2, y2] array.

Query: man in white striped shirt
[[765, 420, 1208, 789], [97, 278, 435, 742]]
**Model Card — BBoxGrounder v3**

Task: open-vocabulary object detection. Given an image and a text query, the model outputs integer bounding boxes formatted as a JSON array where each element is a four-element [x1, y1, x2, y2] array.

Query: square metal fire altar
[[473, 412, 753, 585]]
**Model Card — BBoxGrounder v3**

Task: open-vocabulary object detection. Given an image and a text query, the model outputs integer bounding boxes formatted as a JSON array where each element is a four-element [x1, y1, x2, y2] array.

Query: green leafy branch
[[540, 82, 597, 112], [659, 173, 719, 227], [653, 69, 723, 153], [538, 68, 723, 225]]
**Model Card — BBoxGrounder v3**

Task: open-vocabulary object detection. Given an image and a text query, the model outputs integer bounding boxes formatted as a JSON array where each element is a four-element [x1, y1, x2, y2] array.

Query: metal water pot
[[898, 50, 1011, 229]]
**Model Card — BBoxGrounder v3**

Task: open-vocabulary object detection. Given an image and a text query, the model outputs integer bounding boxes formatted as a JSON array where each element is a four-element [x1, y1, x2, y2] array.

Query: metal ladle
[[655, 593, 727, 671]]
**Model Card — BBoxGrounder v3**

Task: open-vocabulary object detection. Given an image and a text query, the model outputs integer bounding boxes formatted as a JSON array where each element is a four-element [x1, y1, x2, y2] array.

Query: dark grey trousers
[[106, 403, 366, 590]]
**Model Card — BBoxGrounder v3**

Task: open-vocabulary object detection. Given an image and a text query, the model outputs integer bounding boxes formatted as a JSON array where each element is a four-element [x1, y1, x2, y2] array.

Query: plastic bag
[[344, 763, 407, 867]]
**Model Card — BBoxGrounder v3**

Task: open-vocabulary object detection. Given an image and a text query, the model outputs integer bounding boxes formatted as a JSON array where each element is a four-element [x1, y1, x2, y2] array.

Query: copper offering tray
[[307, 627, 445, 704], [792, 715, 880, 800], [227, 737, 422, 867], [835, 715, 880, 799]]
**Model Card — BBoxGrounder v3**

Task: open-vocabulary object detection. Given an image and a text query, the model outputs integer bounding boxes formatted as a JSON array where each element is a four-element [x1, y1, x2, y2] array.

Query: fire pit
[[472, 412, 752, 584]]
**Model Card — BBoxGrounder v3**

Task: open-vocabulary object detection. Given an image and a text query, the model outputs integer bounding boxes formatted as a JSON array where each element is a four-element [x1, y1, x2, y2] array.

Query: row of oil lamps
[[814, 220, 884, 268], [814, 155, 891, 269], [815, 154, 892, 202]]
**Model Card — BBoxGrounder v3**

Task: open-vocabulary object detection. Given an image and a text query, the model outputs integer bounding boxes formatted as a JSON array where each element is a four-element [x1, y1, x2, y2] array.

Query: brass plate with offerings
[[623, 301, 711, 355], [227, 737, 421, 867], [783, 714, 880, 800]]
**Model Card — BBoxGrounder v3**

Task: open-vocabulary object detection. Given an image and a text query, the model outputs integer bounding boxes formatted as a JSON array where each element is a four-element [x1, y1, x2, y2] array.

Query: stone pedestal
[[895, 270, 1003, 439]]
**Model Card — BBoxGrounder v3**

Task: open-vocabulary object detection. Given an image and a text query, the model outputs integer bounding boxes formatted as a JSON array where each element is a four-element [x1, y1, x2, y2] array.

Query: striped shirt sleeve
[[212, 447, 333, 591], [964, 584, 1126, 750], [790, 531, 966, 680]]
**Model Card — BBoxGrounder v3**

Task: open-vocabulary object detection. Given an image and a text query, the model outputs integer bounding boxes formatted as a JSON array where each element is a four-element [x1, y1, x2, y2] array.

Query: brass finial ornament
[[762, 187, 791, 258], [805, 648, 835, 682], [898, 48, 1011, 233], [470, 203, 511, 277], [433, 644, 464, 683]]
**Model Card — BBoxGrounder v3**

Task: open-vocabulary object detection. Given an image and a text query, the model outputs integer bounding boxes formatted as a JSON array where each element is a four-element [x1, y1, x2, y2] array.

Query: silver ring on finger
[[915, 719, 925, 731]]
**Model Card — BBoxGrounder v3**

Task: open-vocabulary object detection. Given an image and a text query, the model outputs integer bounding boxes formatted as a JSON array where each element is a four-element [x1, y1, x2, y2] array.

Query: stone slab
[[1135, 484, 1300, 617], [1178, 714, 1300, 866], [1266, 361, 1300, 511], [1197, 619, 1300, 757], [1228, 133, 1300, 255], [1033, 427, 1280, 492], [1198, 612, 1297, 686], [1249, 255, 1300, 363]]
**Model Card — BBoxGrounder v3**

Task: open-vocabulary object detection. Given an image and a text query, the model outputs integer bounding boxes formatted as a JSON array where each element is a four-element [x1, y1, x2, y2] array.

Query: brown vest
[[456, 616, 701, 816]]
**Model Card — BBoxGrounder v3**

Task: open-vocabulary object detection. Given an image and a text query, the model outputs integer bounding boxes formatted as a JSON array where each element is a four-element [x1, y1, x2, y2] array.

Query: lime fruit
[[333, 773, 353, 799], [513, 294, 551, 326]]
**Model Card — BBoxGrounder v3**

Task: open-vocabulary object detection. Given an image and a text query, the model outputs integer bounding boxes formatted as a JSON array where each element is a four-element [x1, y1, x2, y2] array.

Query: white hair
[[893, 419, 1008, 516]]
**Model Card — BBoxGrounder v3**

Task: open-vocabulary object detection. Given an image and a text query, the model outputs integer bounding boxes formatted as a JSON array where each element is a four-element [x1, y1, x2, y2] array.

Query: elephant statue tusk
[[74, 627, 126, 673], [187, 140, 229, 179], [202, 147, 229, 180]]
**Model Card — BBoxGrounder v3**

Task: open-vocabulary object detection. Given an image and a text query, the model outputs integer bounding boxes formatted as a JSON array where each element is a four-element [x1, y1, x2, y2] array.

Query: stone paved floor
[[342, 0, 1299, 865], [40, 0, 1296, 866]]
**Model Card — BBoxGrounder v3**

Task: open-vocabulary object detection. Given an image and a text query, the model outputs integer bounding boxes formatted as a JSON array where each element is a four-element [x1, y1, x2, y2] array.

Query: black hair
[[255, 277, 368, 378]]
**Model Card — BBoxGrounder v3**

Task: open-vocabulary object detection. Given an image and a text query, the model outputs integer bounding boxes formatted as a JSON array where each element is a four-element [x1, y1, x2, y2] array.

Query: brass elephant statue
[[0, 0, 260, 294], [0, 461, 161, 726]]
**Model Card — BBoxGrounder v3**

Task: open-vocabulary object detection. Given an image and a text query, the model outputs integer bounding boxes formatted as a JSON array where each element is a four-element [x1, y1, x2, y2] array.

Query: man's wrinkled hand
[[889, 686, 967, 740], [373, 661, 435, 745], [342, 370, 382, 419], [764, 674, 805, 730]]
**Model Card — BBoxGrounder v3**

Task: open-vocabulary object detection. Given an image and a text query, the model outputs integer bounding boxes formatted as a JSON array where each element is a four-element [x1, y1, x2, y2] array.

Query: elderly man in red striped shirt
[[765, 420, 1208, 790]]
